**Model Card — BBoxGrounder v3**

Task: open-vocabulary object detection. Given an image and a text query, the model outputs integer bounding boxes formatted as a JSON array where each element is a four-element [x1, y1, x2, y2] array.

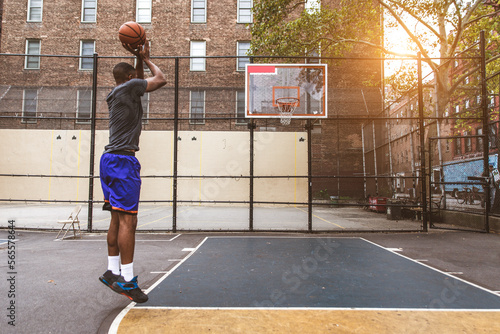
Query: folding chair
[[55, 205, 82, 240]]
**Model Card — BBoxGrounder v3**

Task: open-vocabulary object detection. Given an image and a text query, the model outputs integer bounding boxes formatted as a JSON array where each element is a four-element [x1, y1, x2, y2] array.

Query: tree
[[250, 0, 381, 59], [249, 0, 500, 117]]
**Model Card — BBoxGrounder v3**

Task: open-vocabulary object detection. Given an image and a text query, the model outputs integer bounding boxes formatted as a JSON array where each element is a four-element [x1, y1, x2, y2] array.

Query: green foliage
[[249, 0, 381, 60], [315, 189, 330, 200]]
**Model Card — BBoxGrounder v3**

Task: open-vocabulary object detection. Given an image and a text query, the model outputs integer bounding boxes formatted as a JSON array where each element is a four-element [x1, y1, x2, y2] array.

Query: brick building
[[0, 0, 382, 202], [0, 0, 255, 129], [379, 56, 500, 199]]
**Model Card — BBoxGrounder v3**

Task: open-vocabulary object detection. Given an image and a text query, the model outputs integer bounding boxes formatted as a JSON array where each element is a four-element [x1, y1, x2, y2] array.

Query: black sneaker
[[99, 270, 120, 290], [111, 276, 148, 303]]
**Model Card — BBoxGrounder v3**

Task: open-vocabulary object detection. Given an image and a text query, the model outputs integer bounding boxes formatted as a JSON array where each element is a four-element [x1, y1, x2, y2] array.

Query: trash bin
[[387, 199, 402, 220]]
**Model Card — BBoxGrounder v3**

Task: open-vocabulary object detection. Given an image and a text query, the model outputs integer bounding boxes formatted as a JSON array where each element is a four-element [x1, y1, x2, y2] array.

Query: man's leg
[[117, 212, 137, 266], [111, 212, 148, 303], [99, 211, 121, 288], [107, 211, 120, 257]]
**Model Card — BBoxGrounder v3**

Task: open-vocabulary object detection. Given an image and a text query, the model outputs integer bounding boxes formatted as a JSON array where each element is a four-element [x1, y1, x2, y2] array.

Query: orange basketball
[[118, 22, 146, 49]]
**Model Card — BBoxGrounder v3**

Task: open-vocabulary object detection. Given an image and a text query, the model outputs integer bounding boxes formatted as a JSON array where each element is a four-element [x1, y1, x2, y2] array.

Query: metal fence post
[[248, 56, 254, 232], [87, 52, 98, 232], [480, 30, 490, 232], [417, 52, 428, 232], [307, 119, 313, 232], [249, 119, 255, 231], [173, 57, 179, 233]]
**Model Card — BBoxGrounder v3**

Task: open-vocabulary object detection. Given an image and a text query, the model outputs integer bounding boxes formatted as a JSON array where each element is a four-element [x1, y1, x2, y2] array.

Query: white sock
[[121, 262, 134, 282], [108, 256, 121, 275]]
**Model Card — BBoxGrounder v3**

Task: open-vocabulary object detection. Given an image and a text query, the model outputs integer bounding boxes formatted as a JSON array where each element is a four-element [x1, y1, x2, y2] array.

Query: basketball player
[[98, 40, 166, 303]]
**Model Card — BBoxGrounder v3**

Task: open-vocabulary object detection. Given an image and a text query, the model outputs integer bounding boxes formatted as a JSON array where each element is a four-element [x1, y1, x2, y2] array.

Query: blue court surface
[[112, 237, 500, 333]]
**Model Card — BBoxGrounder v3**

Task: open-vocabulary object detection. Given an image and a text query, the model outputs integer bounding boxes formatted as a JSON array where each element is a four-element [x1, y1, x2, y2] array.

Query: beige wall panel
[[177, 131, 250, 203], [254, 132, 308, 203], [0, 129, 108, 201], [0, 130, 307, 204], [136, 132, 174, 202]]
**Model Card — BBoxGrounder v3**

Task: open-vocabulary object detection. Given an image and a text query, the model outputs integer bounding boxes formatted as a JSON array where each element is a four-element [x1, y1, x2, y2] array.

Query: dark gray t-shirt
[[104, 78, 148, 153]]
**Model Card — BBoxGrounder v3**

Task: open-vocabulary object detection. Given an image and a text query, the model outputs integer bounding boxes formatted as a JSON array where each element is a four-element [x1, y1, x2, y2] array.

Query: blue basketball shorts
[[100, 152, 141, 215]]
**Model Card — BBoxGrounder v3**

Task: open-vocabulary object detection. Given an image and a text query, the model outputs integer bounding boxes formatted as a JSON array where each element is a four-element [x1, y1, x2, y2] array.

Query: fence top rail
[[0, 53, 483, 61]]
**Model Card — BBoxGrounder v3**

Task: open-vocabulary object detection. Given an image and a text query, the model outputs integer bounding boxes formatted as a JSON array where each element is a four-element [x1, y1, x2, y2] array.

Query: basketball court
[[109, 236, 500, 333]]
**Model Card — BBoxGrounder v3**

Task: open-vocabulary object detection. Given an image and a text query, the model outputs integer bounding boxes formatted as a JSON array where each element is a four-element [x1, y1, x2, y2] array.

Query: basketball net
[[276, 98, 299, 126]]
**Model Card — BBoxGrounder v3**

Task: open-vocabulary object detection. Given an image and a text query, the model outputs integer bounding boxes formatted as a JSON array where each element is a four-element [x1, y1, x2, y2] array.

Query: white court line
[[133, 306, 500, 312], [361, 238, 500, 299], [0, 239, 18, 245], [65, 234, 181, 242], [386, 248, 403, 252], [108, 237, 208, 334], [169, 234, 181, 241]]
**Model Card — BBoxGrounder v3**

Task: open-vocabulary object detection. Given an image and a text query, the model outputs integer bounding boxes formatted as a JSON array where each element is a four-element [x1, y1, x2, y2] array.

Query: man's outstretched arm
[[140, 40, 167, 92]]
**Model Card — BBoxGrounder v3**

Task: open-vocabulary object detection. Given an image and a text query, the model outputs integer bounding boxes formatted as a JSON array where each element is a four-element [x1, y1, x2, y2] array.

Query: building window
[[477, 127, 483, 151], [236, 90, 247, 124], [82, 0, 96, 22], [136, 0, 152, 23], [237, 41, 250, 71], [465, 99, 470, 109], [25, 40, 41, 69], [237, 0, 252, 23], [455, 105, 460, 113], [464, 131, 472, 153], [192, 0, 206, 23], [190, 91, 205, 124], [77, 89, 92, 123], [22, 89, 38, 123], [27, 0, 43, 22], [141, 93, 150, 124], [490, 125, 498, 148], [80, 40, 95, 70], [190, 41, 206, 71], [455, 137, 462, 155], [307, 50, 320, 63]]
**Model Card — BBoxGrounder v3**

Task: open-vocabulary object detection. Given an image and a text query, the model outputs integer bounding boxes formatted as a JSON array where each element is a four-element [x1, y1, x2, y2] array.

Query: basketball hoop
[[276, 97, 299, 126]]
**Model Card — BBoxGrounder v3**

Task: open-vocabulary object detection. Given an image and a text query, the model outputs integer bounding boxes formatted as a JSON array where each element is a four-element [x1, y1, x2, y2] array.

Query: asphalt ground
[[0, 229, 499, 333], [0, 203, 422, 232]]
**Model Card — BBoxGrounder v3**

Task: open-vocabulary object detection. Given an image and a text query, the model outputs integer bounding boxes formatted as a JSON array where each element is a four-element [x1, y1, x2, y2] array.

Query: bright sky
[[385, 27, 416, 55], [383, 15, 437, 78]]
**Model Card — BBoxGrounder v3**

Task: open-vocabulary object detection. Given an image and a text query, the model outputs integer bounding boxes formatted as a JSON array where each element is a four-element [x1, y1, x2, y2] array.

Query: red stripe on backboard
[[247, 65, 276, 74]]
